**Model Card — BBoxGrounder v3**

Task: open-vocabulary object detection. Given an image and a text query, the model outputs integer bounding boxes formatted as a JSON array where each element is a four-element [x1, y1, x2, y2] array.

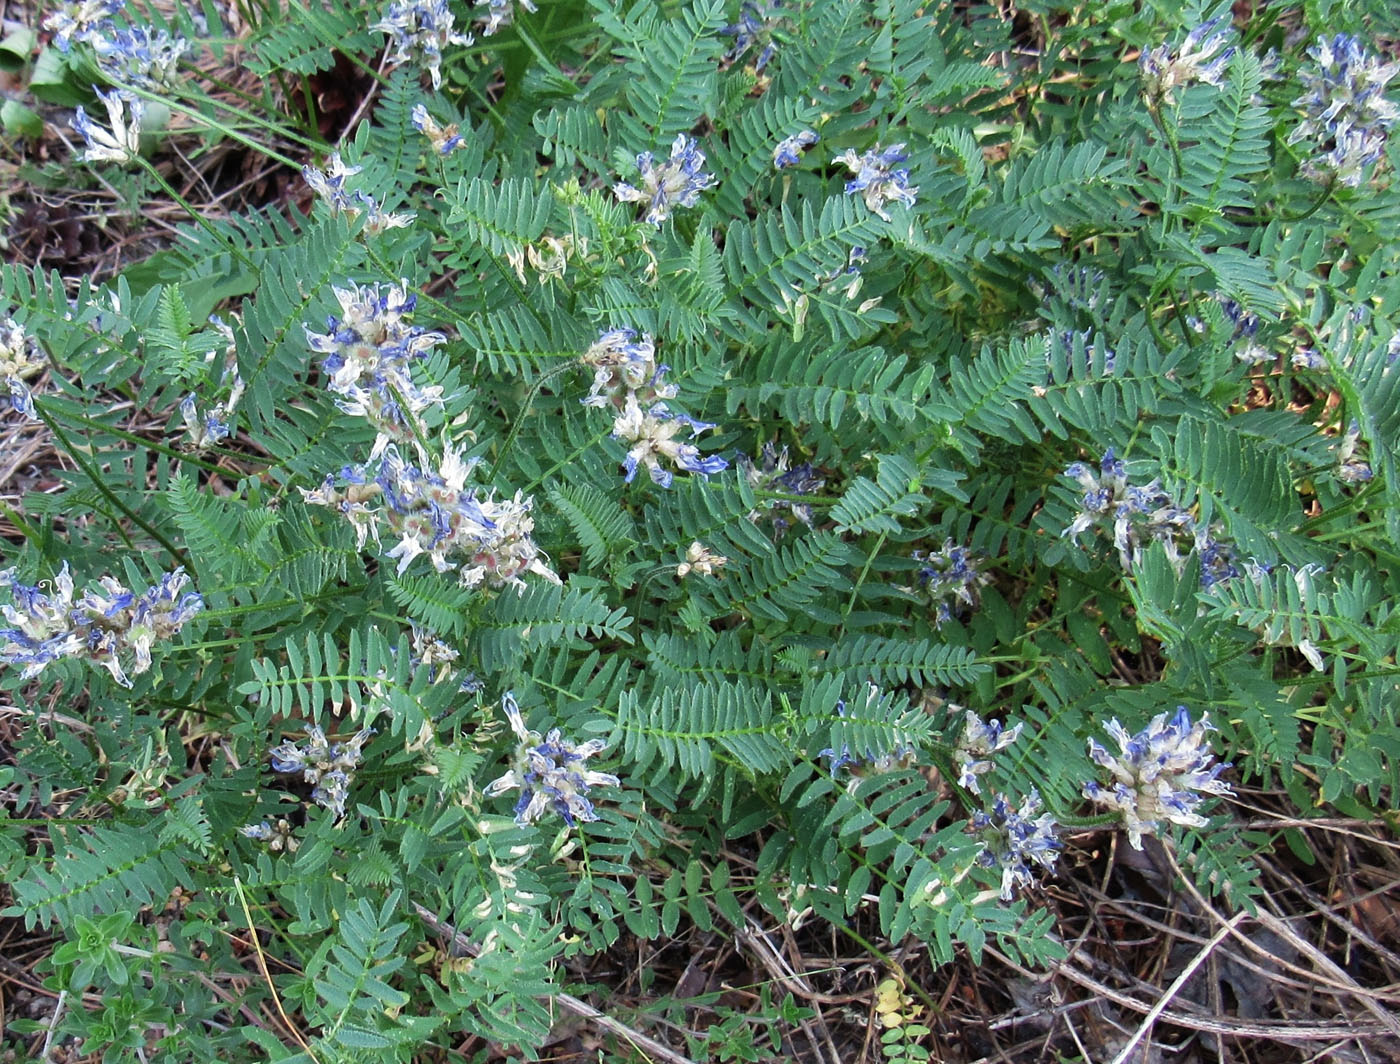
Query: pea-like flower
[[43, 0, 123, 51], [970, 790, 1061, 901], [303, 441, 560, 591], [1138, 17, 1235, 105], [677, 541, 728, 579], [836, 143, 919, 220], [1288, 35, 1399, 187], [954, 710, 1023, 795], [904, 540, 991, 627], [410, 103, 464, 155], [773, 129, 819, 169], [613, 134, 716, 226], [90, 25, 190, 89], [304, 279, 445, 454], [819, 690, 915, 779], [371, 0, 473, 91], [736, 442, 825, 536], [1082, 707, 1233, 850], [610, 395, 728, 488], [1, 316, 46, 420], [484, 693, 619, 826], [473, 0, 536, 36], [1336, 419, 1373, 484], [579, 328, 677, 411], [1062, 449, 1213, 577], [0, 563, 203, 687], [239, 818, 299, 853], [73, 88, 143, 165], [268, 724, 375, 820], [302, 153, 417, 234], [719, 1, 782, 72]]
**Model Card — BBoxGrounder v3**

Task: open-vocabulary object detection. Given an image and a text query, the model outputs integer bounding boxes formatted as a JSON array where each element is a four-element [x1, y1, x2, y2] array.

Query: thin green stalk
[[135, 158, 257, 271], [37, 401, 193, 572]]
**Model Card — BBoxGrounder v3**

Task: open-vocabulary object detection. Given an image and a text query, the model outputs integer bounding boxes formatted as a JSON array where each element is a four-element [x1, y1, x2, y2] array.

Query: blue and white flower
[[954, 710, 1023, 795], [1083, 707, 1233, 850], [238, 818, 298, 853], [304, 279, 446, 453], [1336, 419, 1373, 484], [613, 134, 716, 226], [73, 88, 143, 165], [970, 790, 1061, 901], [410, 103, 465, 154], [773, 129, 818, 169], [303, 440, 560, 591], [484, 693, 619, 826], [580, 328, 676, 410], [473, 0, 536, 36], [1062, 449, 1212, 577], [610, 395, 727, 487], [1288, 35, 1399, 187], [1, 316, 46, 420], [303, 152, 417, 234], [269, 724, 375, 820], [736, 442, 825, 536], [371, 0, 473, 91], [1138, 17, 1235, 104], [0, 563, 203, 687], [43, 0, 123, 51], [905, 540, 991, 627], [836, 143, 918, 220], [91, 25, 189, 89], [819, 688, 915, 778], [719, 1, 782, 72]]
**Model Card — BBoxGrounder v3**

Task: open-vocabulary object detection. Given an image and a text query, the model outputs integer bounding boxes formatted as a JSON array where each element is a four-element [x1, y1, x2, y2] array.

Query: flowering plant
[[2, 0, 1397, 1060]]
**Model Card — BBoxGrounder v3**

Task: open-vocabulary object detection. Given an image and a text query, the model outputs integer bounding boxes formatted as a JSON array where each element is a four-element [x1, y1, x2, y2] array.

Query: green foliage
[[5, 0, 1400, 1060]]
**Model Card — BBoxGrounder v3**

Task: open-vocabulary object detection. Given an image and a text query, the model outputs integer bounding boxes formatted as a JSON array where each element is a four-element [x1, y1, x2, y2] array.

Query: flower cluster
[[484, 693, 618, 826], [0, 563, 203, 687], [819, 691, 915, 779], [970, 790, 1061, 901], [614, 135, 715, 226], [1083, 707, 1233, 849], [91, 24, 189, 88], [1, 316, 46, 420], [304, 279, 445, 454], [42, 0, 124, 51], [837, 143, 919, 220], [580, 328, 675, 411], [904, 540, 992, 626], [180, 316, 244, 450], [1335, 419, 1373, 484], [954, 710, 1022, 795], [611, 395, 728, 488], [73, 87, 143, 165], [303, 153, 416, 234], [719, 1, 782, 72], [1138, 17, 1235, 105], [473, 0, 536, 36], [1288, 35, 1399, 187], [773, 129, 818, 170], [303, 441, 560, 591], [410, 104, 464, 155], [1062, 449, 1241, 587], [676, 541, 728, 579], [577, 328, 727, 487], [736, 443, 823, 537], [371, 0, 473, 91], [238, 818, 299, 853], [1219, 298, 1271, 366], [268, 724, 375, 820]]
